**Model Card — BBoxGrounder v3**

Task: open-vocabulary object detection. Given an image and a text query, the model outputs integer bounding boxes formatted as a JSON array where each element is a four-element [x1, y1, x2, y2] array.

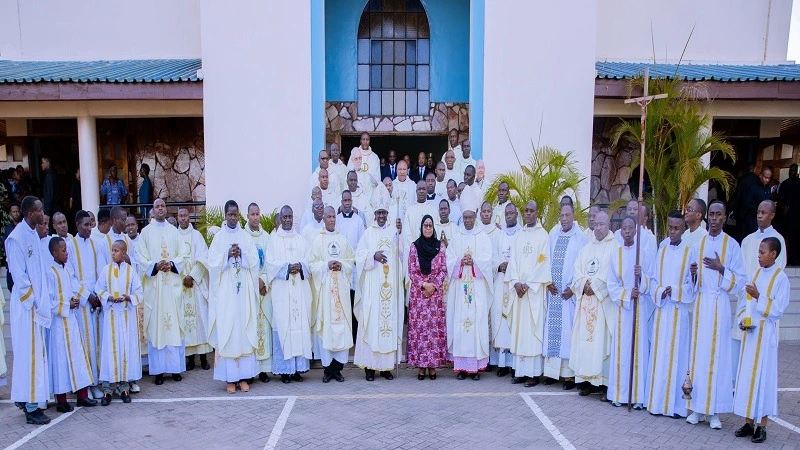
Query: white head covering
[[371, 181, 391, 212], [460, 186, 480, 214]]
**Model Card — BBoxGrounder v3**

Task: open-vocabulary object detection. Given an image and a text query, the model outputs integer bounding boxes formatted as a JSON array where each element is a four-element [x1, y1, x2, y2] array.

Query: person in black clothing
[[778, 164, 800, 264], [41, 157, 60, 216], [741, 166, 773, 237]]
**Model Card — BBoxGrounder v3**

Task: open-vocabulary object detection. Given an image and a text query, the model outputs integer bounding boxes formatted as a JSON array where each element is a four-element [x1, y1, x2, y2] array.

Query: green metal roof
[[0, 59, 202, 83], [596, 61, 800, 82]]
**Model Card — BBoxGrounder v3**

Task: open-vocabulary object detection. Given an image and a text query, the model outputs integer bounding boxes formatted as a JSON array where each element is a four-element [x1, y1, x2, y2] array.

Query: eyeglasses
[[685, 208, 697, 213], [422, 223, 433, 229]]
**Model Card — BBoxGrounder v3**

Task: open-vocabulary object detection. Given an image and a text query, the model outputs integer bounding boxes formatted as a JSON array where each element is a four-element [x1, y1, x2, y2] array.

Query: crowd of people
[[0, 131, 792, 445]]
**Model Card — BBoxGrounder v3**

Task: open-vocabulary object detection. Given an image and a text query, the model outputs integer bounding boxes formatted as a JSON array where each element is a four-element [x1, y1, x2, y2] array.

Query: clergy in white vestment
[[583, 206, 599, 241], [392, 160, 417, 222], [443, 149, 459, 186], [243, 203, 274, 383], [354, 183, 403, 381], [347, 132, 380, 193], [733, 200, 786, 382], [0, 287, 6, 388], [647, 211, 695, 418], [445, 180, 462, 224], [336, 194, 366, 342], [479, 201, 501, 242], [435, 199, 458, 247], [607, 216, 655, 408], [543, 204, 588, 387], [473, 158, 487, 200], [93, 208, 113, 250], [302, 199, 325, 244], [505, 200, 552, 387], [266, 206, 314, 382], [491, 182, 513, 229], [615, 202, 657, 255], [441, 130, 475, 180], [403, 181, 438, 252], [346, 169, 371, 215], [46, 237, 96, 411], [136, 199, 190, 383], [95, 240, 143, 405], [317, 169, 342, 211], [489, 203, 521, 375], [300, 187, 322, 231], [208, 201, 260, 393], [732, 237, 789, 443], [309, 150, 341, 200], [66, 210, 108, 398], [682, 198, 709, 249], [328, 143, 348, 195], [446, 189, 493, 379], [5, 197, 52, 423], [434, 162, 448, 198], [686, 201, 746, 429], [310, 207, 355, 383], [570, 211, 619, 396], [177, 209, 212, 371]]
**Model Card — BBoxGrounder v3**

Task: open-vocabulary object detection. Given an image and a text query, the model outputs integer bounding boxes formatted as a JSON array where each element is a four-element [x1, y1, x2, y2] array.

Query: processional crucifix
[[622, 67, 667, 412]]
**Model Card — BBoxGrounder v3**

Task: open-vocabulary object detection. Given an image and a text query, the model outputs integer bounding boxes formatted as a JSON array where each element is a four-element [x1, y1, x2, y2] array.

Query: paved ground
[[1, 342, 799, 450]]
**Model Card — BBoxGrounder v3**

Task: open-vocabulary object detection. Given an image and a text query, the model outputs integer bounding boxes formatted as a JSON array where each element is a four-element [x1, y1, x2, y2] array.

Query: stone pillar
[[77, 116, 100, 214]]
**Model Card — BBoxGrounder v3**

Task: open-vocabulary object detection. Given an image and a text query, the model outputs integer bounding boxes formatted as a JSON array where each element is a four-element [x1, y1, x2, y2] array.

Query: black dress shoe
[[280, 375, 291, 384], [200, 354, 211, 370], [579, 388, 592, 396], [541, 377, 556, 385], [365, 369, 375, 381], [418, 373, 426, 381], [25, 409, 51, 425], [172, 374, 183, 382], [120, 391, 132, 404], [524, 377, 540, 388], [511, 376, 526, 384], [291, 373, 303, 382], [322, 374, 331, 383], [471, 373, 480, 381], [335, 373, 345, 382], [429, 372, 437, 380], [751, 426, 766, 443], [563, 380, 576, 390], [154, 374, 164, 385], [380, 371, 394, 380], [56, 402, 74, 413], [484, 364, 494, 373], [186, 356, 196, 371], [735, 423, 755, 437], [76, 398, 98, 407], [496, 367, 510, 377], [259, 372, 270, 383], [457, 372, 466, 380], [101, 393, 113, 406]]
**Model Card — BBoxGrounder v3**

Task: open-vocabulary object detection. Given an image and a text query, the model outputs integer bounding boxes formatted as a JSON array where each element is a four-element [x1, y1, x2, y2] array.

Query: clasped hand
[[328, 260, 342, 271], [461, 254, 473, 266], [289, 263, 302, 275], [514, 282, 529, 298], [157, 260, 172, 272], [228, 243, 241, 259]]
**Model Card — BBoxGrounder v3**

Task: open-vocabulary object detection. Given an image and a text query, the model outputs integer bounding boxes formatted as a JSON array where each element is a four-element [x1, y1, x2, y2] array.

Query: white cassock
[[393, 178, 417, 217], [119, 233, 147, 359], [544, 224, 588, 379], [489, 225, 519, 367], [47, 262, 94, 394], [491, 201, 513, 229], [309, 167, 342, 200], [607, 241, 655, 405], [351, 187, 371, 215], [733, 264, 789, 421], [336, 211, 366, 292], [354, 222, 403, 371], [136, 219, 189, 375], [302, 220, 324, 247], [615, 228, 656, 256], [403, 202, 437, 250], [682, 226, 708, 250], [320, 187, 342, 211], [245, 225, 273, 374], [435, 221, 458, 247], [435, 180, 447, 198], [266, 227, 313, 374], [66, 234, 108, 383], [569, 231, 619, 386], [647, 241, 694, 417], [349, 146, 381, 190], [95, 262, 143, 384], [733, 226, 786, 379], [310, 229, 355, 368], [505, 223, 551, 378], [687, 233, 745, 416], [441, 146, 475, 181], [446, 198, 462, 224], [446, 226, 493, 373], [208, 224, 260, 382], [178, 225, 212, 357], [329, 159, 348, 194], [0, 288, 5, 387], [5, 221, 51, 405]]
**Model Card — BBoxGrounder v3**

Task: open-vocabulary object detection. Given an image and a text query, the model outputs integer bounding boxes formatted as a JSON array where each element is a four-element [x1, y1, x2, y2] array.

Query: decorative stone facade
[[324, 101, 469, 147], [591, 118, 636, 205]]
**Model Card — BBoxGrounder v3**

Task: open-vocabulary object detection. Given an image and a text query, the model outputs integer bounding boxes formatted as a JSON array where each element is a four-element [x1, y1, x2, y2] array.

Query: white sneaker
[[130, 382, 141, 393], [90, 386, 104, 399], [686, 412, 706, 424], [709, 414, 722, 429]]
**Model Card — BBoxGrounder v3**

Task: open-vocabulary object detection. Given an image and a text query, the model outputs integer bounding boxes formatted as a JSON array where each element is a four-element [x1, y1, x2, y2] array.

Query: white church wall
[[596, 0, 792, 64], [0, 0, 201, 60], [201, 0, 311, 216], [482, 0, 597, 206]]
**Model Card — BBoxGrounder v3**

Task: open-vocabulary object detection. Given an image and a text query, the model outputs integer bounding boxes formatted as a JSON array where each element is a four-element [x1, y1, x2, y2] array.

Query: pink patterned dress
[[406, 245, 448, 369]]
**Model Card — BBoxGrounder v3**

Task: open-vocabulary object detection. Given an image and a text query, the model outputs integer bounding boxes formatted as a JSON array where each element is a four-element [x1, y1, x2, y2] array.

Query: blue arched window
[[357, 0, 430, 116]]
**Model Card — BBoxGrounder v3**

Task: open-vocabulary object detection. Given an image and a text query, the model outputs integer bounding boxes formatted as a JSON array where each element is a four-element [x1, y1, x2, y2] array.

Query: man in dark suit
[[380, 149, 399, 181], [410, 151, 429, 183]]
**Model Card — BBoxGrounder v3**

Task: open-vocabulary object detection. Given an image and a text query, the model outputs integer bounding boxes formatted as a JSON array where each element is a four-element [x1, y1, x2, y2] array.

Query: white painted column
[[695, 114, 713, 203], [77, 115, 100, 213]]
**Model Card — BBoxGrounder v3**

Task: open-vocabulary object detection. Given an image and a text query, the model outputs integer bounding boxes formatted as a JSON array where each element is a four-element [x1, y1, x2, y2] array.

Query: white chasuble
[[647, 242, 694, 417], [687, 233, 745, 415], [245, 225, 273, 370], [265, 228, 314, 360], [95, 262, 143, 383], [569, 231, 619, 386], [490, 227, 518, 351], [446, 226, 493, 361], [733, 265, 789, 422], [607, 242, 655, 405], [310, 230, 355, 352], [178, 225, 212, 356], [136, 220, 189, 349]]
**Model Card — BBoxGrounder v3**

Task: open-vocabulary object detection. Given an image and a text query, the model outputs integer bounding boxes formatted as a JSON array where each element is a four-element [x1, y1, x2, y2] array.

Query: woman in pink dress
[[406, 215, 448, 380]]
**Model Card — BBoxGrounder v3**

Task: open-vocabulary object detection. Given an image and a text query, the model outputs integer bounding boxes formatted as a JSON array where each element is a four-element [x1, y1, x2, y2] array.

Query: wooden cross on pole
[[622, 67, 667, 411]]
